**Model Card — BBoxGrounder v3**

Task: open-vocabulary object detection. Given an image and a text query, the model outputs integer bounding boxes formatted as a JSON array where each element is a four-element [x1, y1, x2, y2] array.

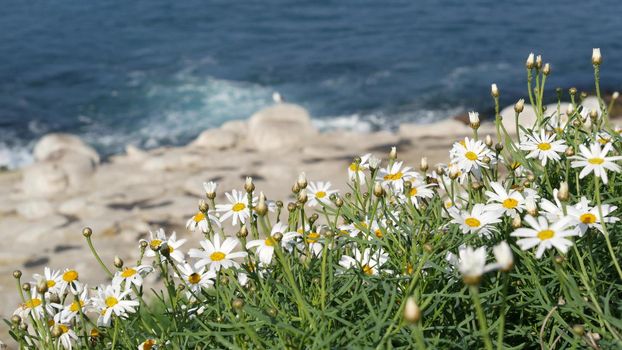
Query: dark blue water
[[2, 1, 622, 168]]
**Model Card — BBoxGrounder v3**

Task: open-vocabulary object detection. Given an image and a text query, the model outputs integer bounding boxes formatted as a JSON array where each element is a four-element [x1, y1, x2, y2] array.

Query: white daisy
[[492, 241, 513, 272], [450, 137, 492, 173], [378, 161, 419, 193], [111, 265, 153, 291], [456, 245, 489, 281], [338, 247, 388, 276], [159, 232, 187, 263], [246, 222, 288, 265], [216, 189, 255, 225], [570, 142, 622, 184], [569, 197, 619, 235], [32, 267, 63, 296], [520, 130, 567, 166], [348, 153, 372, 183], [281, 224, 325, 256], [511, 215, 577, 259], [51, 287, 91, 324], [93, 284, 139, 327], [450, 204, 502, 235], [13, 287, 53, 319], [306, 181, 338, 207], [484, 182, 525, 217], [57, 268, 82, 296], [400, 179, 435, 207], [203, 181, 218, 197], [188, 234, 248, 272], [176, 262, 216, 299], [186, 210, 220, 233], [143, 228, 168, 258], [54, 323, 79, 350]]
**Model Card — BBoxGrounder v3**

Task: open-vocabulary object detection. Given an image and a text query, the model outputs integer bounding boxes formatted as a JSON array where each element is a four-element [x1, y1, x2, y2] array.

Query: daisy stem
[[111, 317, 119, 349], [527, 68, 538, 125], [412, 322, 427, 349], [593, 177, 622, 280], [496, 273, 509, 350], [494, 95, 501, 143], [593, 65, 610, 130], [469, 285, 493, 350], [85, 236, 113, 279], [515, 111, 521, 143], [73, 293, 90, 345], [273, 244, 314, 329]]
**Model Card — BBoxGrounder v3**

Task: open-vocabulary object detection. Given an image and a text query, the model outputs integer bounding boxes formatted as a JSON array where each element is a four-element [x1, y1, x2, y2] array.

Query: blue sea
[[1, 0, 622, 168]]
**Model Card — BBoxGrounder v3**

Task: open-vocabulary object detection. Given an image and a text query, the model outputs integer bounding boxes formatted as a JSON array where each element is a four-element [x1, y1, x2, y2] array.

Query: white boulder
[[247, 103, 316, 151]]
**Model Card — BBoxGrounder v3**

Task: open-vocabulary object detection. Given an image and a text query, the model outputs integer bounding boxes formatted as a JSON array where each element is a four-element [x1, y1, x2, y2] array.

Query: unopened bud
[[580, 91, 587, 100], [232, 298, 245, 311], [514, 99, 525, 113], [420, 157, 428, 172], [526, 197, 538, 216], [10, 315, 21, 325], [471, 181, 482, 191], [13, 270, 22, 279], [468, 111, 480, 129], [256, 192, 268, 216], [543, 63, 550, 75], [592, 48, 602, 65], [22, 283, 31, 292], [159, 242, 171, 257], [272, 232, 283, 242], [565, 146, 574, 157], [389, 147, 397, 160], [565, 103, 574, 116], [485, 135, 493, 147], [244, 176, 255, 193], [335, 197, 344, 207], [368, 156, 381, 171], [435, 165, 445, 176], [589, 109, 598, 121], [114, 256, 124, 269], [557, 182, 569, 202], [572, 324, 585, 336], [495, 143, 504, 152], [613, 91, 620, 100], [198, 200, 209, 213], [491, 84, 499, 98], [297, 172, 307, 189], [237, 225, 248, 238], [526, 53, 535, 69], [403, 297, 421, 324], [36, 279, 48, 294], [448, 164, 460, 180], [292, 182, 300, 194], [569, 87, 577, 96], [297, 189, 308, 204], [373, 182, 385, 197], [82, 227, 93, 238], [511, 215, 522, 228], [535, 55, 542, 69], [482, 156, 491, 164]]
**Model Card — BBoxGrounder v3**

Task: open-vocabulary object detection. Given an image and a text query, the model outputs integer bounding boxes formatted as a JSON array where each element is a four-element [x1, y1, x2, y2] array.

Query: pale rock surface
[[191, 128, 237, 150], [34, 133, 100, 164], [500, 104, 537, 135], [399, 119, 471, 139], [248, 103, 316, 151], [16, 200, 54, 219], [21, 161, 69, 197]]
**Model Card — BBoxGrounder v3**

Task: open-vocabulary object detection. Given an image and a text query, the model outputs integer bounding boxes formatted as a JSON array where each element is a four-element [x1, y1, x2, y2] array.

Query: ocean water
[[1, 0, 622, 169]]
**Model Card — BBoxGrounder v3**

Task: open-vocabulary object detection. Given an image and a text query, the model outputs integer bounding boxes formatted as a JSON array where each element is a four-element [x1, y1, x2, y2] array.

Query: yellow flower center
[[188, 273, 201, 284], [315, 191, 326, 199], [150, 239, 162, 251], [46, 280, 56, 288], [70, 300, 84, 312], [142, 339, 156, 350], [306, 232, 320, 243], [537, 142, 551, 151], [599, 137, 610, 145], [405, 263, 414, 275], [537, 229, 555, 241], [349, 163, 360, 172], [264, 237, 276, 247], [210, 251, 226, 261], [502, 198, 518, 209], [464, 217, 481, 228], [232, 203, 246, 212], [25, 298, 42, 309], [409, 187, 418, 197], [90, 329, 100, 338], [375, 229, 383, 238], [383, 172, 403, 181], [588, 157, 604, 165], [465, 151, 478, 161], [580, 213, 597, 224], [105, 296, 118, 308], [193, 212, 205, 222], [62, 270, 78, 282], [59, 324, 69, 334], [121, 268, 137, 278], [362, 264, 373, 275]]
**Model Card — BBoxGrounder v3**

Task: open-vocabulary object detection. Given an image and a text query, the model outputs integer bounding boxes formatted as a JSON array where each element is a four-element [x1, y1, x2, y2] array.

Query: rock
[[16, 200, 54, 219], [55, 151, 97, 189], [247, 103, 316, 151], [221, 120, 248, 135], [581, 96, 602, 116], [191, 129, 237, 150], [21, 161, 68, 197], [34, 133, 100, 164], [399, 119, 472, 139], [500, 104, 537, 135]]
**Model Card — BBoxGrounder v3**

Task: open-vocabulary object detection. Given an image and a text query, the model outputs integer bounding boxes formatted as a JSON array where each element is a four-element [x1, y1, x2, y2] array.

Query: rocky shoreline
[[0, 97, 616, 334]]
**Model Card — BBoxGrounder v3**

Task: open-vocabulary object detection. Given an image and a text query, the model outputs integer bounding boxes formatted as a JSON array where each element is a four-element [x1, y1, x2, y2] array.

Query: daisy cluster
[[6, 50, 622, 349]]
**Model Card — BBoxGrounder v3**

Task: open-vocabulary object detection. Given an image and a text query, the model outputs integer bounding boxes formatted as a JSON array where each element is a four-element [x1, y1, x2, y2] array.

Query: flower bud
[[565, 146, 574, 157], [565, 103, 574, 117], [139, 240, 148, 249], [10, 315, 21, 325], [613, 91, 620, 100], [403, 297, 421, 324], [589, 109, 598, 121], [482, 156, 491, 164], [373, 182, 385, 197], [495, 143, 504, 152], [297, 189, 308, 204], [572, 324, 585, 336], [36, 279, 48, 294], [592, 48, 602, 65], [237, 225, 248, 238], [526, 52, 535, 69], [198, 200, 209, 213], [256, 192, 268, 216], [13, 270, 22, 279], [204, 181, 218, 199], [514, 99, 525, 113], [272, 232, 283, 242], [114, 256, 124, 269], [267, 307, 278, 318], [468, 111, 480, 129], [557, 182, 569, 202], [493, 241, 514, 272], [543, 63, 551, 75], [297, 172, 307, 189], [535, 55, 542, 69], [580, 91, 587, 100], [435, 165, 445, 176], [82, 227, 93, 238], [232, 298, 245, 311], [291, 182, 300, 194], [511, 215, 521, 229], [389, 146, 397, 160], [420, 157, 428, 172], [159, 242, 171, 257], [244, 176, 255, 193], [485, 135, 493, 147], [448, 164, 460, 180], [491, 84, 499, 98], [526, 197, 538, 216], [569, 87, 577, 96], [22, 283, 31, 292], [335, 197, 343, 207]]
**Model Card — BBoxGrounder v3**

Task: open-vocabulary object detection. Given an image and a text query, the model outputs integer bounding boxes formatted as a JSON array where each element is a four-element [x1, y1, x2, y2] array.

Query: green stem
[[594, 176, 622, 280], [469, 285, 493, 350], [85, 236, 113, 278]]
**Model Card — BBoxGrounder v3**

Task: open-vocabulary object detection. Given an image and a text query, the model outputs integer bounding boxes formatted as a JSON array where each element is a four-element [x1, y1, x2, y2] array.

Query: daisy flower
[[348, 153, 372, 183], [450, 137, 492, 173], [306, 181, 338, 207], [492, 241, 514, 272], [570, 142, 622, 184], [176, 263, 216, 299], [450, 204, 502, 235], [246, 222, 288, 265], [188, 234, 248, 272], [338, 247, 389, 276], [93, 284, 139, 327], [158, 232, 187, 263], [338, 218, 385, 239], [33, 267, 63, 296], [57, 268, 82, 296], [143, 228, 168, 257], [484, 182, 525, 217], [216, 189, 255, 225], [400, 179, 435, 207], [111, 265, 153, 291], [203, 181, 218, 197], [13, 287, 53, 319], [281, 224, 325, 256], [519, 130, 567, 166], [51, 287, 91, 323], [569, 197, 619, 235], [456, 245, 489, 283], [54, 323, 79, 350], [378, 161, 418, 193], [510, 215, 577, 259], [186, 210, 220, 233]]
